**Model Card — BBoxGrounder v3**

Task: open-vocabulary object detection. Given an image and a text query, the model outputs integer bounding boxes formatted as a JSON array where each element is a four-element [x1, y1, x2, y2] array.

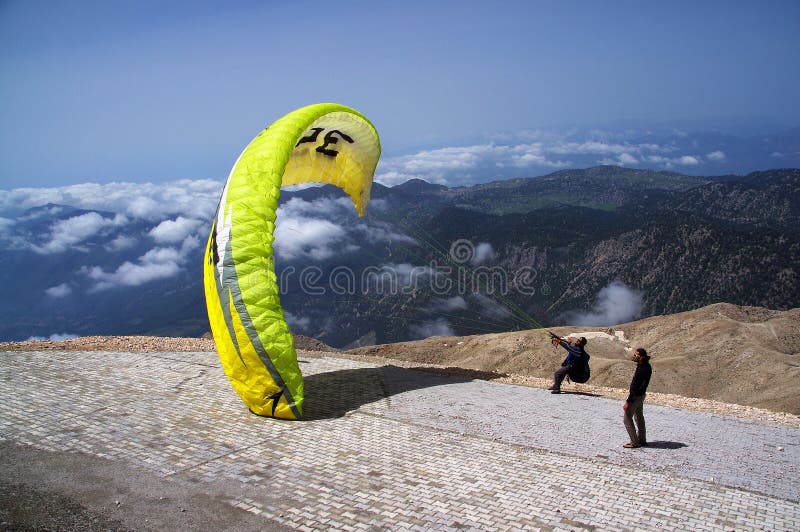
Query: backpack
[[568, 352, 591, 383]]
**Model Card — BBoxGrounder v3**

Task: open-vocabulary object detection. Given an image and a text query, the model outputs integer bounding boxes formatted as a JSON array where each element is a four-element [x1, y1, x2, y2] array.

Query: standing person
[[623, 348, 652, 448], [548, 336, 588, 394]]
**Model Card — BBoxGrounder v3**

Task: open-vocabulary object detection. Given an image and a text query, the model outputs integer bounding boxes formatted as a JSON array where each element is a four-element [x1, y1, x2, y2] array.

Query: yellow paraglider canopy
[[203, 103, 381, 419]]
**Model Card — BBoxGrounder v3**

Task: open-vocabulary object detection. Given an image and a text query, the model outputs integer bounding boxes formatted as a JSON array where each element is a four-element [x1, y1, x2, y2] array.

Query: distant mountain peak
[[392, 178, 448, 193]]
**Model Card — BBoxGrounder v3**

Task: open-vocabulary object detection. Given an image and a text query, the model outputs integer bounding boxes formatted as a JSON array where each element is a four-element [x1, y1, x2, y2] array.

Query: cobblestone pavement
[[1, 350, 798, 531]]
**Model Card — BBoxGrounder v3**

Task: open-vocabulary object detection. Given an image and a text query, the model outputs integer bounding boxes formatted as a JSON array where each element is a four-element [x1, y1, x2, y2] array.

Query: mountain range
[[1, 166, 798, 346]]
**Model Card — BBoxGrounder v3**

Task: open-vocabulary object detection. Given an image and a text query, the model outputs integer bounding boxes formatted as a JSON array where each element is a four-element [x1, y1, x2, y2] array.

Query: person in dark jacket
[[548, 336, 587, 394], [623, 347, 652, 448]]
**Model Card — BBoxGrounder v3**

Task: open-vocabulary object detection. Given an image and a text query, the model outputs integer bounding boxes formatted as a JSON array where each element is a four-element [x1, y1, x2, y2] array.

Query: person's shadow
[[302, 365, 507, 420], [557, 390, 601, 397], [644, 441, 688, 450]]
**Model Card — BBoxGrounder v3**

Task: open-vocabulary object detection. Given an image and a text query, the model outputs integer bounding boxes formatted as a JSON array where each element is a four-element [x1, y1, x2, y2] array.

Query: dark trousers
[[624, 394, 646, 444], [552, 365, 571, 389]]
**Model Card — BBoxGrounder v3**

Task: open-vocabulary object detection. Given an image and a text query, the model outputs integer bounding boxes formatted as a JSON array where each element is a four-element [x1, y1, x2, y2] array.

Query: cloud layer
[[375, 129, 733, 187], [0, 180, 219, 291], [560, 281, 644, 326], [409, 318, 455, 339], [34, 212, 127, 254], [1, 180, 422, 294], [0, 179, 221, 221], [275, 199, 353, 261]]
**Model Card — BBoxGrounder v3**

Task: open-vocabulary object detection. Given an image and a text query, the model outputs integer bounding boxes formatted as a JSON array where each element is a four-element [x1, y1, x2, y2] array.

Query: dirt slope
[[348, 303, 800, 414]]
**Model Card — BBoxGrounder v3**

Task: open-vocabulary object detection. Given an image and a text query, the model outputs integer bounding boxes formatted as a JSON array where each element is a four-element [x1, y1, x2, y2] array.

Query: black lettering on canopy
[[295, 127, 324, 147], [266, 389, 284, 417], [316, 129, 354, 157], [295, 127, 355, 158]]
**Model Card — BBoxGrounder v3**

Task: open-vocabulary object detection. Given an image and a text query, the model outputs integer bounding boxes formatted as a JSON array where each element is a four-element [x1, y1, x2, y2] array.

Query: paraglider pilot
[[548, 334, 587, 394]]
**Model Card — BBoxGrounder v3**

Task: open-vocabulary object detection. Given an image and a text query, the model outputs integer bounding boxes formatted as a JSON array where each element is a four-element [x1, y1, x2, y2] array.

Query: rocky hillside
[[440, 165, 716, 214], [662, 169, 800, 229]]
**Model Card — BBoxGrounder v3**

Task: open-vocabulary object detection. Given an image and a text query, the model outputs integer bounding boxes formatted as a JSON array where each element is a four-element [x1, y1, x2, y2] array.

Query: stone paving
[[1, 349, 799, 530]]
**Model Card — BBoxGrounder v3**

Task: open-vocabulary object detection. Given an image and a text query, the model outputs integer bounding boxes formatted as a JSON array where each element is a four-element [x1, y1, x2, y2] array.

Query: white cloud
[[86, 261, 182, 291], [149, 216, 204, 244], [559, 281, 644, 326], [85, 245, 184, 290], [105, 235, 137, 252], [45, 283, 72, 298], [276, 197, 356, 262], [409, 318, 455, 339], [386, 263, 433, 288], [471, 242, 496, 266], [706, 150, 726, 161], [274, 216, 349, 261], [180, 234, 201, 254], [509, 152, 546, 166], [26, 333, 79, 341], [600, 153, 641, 166], [274, 196, 412, 261], [509, 143, 571, 168], [284, 310, 311, 332], [373, 132, 714, 187], [677, 155, 700, 166], [280, 196, 353, 217], [644, 154, 702, 168], [352, 223, 416, 245], [79, 191, 375, 290], [403, 145, 492, 172], [549, 140, 667, 157], [376, 143, 569, 186], [140, 246, 182, 264], [127, 196, 162, 219], [363, 263, 433, 294], [34, 212, 126, 254]]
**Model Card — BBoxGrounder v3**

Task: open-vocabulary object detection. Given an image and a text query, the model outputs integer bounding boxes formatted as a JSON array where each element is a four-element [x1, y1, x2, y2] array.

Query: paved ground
[[1, 350, 798, 531]]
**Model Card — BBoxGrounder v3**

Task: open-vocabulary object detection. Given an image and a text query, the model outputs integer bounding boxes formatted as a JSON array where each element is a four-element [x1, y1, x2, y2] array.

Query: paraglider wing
[[203, 103, 381, 419]]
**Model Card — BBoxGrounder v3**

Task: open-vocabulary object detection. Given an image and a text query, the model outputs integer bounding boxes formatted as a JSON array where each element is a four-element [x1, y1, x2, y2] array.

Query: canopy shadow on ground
[[303, 365, 507, 421]]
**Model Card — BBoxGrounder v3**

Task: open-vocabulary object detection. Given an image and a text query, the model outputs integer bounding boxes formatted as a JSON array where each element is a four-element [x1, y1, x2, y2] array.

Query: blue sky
[[2, 0, 799, 188]]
